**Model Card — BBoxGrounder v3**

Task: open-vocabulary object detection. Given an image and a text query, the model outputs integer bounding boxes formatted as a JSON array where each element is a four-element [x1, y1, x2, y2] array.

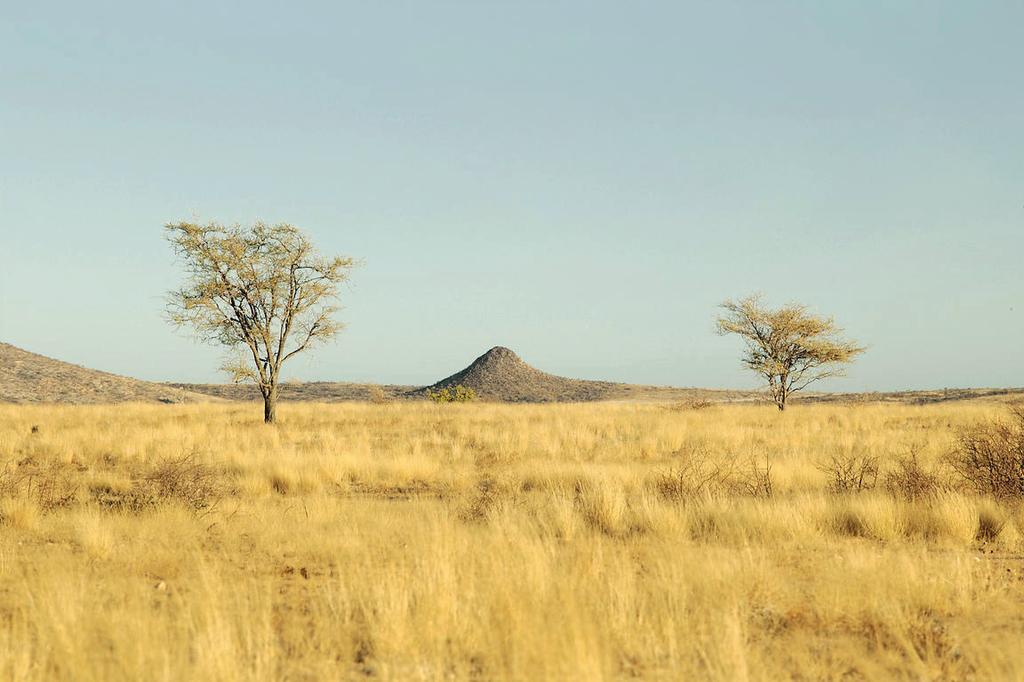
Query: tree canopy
[[165, 220, 356, 422], [716, 295, 865, 411]]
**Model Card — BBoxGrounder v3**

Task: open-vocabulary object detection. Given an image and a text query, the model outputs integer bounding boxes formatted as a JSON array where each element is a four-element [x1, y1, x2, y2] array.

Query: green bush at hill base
[[427, 385, 478, 403]]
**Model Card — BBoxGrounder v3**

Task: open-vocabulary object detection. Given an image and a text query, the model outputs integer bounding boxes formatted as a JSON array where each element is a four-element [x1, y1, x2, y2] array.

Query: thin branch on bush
[[948, 406, 1024, 498]]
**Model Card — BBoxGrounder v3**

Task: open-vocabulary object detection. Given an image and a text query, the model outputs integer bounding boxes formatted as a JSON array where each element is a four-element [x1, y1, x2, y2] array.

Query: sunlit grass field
[[1, 401, 1022, 680]]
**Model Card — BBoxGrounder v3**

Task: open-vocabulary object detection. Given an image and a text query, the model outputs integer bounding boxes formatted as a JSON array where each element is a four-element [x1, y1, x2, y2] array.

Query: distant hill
[[0, 343, 213, 405], [804, 387, 1024, 406], [166, 381, 418, 402], [7, 341, 1020, 406], [173, 346, 755, 404], [417, 346, 616, 402], [414, 346, 754, 403]]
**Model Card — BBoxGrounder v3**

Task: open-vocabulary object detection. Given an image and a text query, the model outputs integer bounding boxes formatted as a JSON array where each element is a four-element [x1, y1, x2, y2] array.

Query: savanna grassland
[[1, 401, 1023, 680]]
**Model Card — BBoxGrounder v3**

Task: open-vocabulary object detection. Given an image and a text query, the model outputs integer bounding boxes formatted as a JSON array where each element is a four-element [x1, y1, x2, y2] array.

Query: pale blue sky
[[2, 1, 1021, 390]]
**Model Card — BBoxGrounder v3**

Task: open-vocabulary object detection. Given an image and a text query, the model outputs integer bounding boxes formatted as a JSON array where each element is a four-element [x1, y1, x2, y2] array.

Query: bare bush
[[145, 454, 226, 513], [0, 462, 24, 499], [653, 455, 773, 500], [739, 456, 774, 498], [367, 385, 391, 404], [948, 406, 1024, 498], [663, 399, 714, 412], [818, 452, 879, 493], [654, 457, 738, 501], [0, 460, 79, 512], [92, 484, 159, 513], [884, 450, 942, 501], [30, 470, 79, 512], [92, 453, 226, 514], [458, 477, 513, 523]]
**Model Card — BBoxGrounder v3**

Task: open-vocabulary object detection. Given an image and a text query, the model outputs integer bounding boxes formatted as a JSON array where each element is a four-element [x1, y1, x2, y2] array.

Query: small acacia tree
[[716, 294, 865, 411], [165, 220, 356, 423]]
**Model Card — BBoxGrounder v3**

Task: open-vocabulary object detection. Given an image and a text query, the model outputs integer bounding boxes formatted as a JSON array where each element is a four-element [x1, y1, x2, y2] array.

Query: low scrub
[[366, 385, 392, 404], [948, 406, 1024, 498], [92, 453, 226, 514], [144, 453, 226, 513], [818, 452, 879, 493], [427, 385, 478, 403], [458, 476, 516, 523], [883, 450, 944, 501], [0, 459, 79, 512], [653, 455, 773, 501], [663, 398, 715, 412]]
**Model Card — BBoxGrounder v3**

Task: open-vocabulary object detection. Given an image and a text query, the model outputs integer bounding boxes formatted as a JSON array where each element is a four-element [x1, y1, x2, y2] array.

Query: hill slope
[[175, 347, 754, 404], [419, 346, 614, 402], [417, 346, 751, 403], [166, 381, 417, 402], [0, 343, 212, 405]]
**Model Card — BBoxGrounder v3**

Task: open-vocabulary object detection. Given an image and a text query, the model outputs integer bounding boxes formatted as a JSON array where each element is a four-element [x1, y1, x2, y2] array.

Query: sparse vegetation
[[366, 385, 391, 404], [884, 449, 944, 500], [0, 342, 205, 405], [948, 405, 1024, 497], [144, 453, 226, 513], [0, 401, 1022, 679], [818, 451, 880, 493], [653, 455, 740, 500], [664, 398, 715, 411], [426, 384, 478, 403]]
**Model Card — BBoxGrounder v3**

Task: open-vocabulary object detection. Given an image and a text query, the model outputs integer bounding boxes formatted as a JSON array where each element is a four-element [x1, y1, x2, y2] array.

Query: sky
[[1, 1, 1022, 391]]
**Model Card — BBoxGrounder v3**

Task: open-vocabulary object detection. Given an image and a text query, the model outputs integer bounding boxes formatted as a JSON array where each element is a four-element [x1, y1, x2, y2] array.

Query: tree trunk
[[776, 375, 788, 411], [263, 388, 278, 424]]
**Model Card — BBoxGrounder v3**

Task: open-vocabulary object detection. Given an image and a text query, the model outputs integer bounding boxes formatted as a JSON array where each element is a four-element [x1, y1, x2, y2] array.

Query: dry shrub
[[144, 453, 226, 513], [458, 476, 515, 523], [92, 483, 159, 513], [947, 406, 1024, 498], [654, 458, 736, 501], [0, 459, 79, 512], [818, 452, 879, 493], [366, 385, 391, 404], [664, 399, 714, 412], [92, 453, 225, 514], [31, 472, 79, 512], [739, 456, 774, 498], [884, 450, 942, 501], [653, 455, 773, 501], [0, 462, 21, 499]]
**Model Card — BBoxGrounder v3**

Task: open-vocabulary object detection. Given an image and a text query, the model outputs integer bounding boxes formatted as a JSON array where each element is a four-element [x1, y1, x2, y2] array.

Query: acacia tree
[[165, 221, 356, 423], [716, 295, 865, 411]]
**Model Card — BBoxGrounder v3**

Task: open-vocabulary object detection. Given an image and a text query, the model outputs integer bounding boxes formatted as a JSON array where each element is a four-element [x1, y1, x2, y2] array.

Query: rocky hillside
[[418, 346, 614, 402], [175, 346, 753, 404], [0, 343, 213, 405], [417, 346, 753, 403], [167, 381, 417, 402]]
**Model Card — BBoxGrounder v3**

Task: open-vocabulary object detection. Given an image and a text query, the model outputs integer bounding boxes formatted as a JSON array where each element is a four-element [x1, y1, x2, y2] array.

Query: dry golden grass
[[0, 401, 1023, 680]]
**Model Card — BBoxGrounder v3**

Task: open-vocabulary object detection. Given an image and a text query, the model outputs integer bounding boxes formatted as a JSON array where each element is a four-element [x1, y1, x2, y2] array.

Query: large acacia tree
[[165, 221, 356, 423], [716, 295, 865, 411]]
